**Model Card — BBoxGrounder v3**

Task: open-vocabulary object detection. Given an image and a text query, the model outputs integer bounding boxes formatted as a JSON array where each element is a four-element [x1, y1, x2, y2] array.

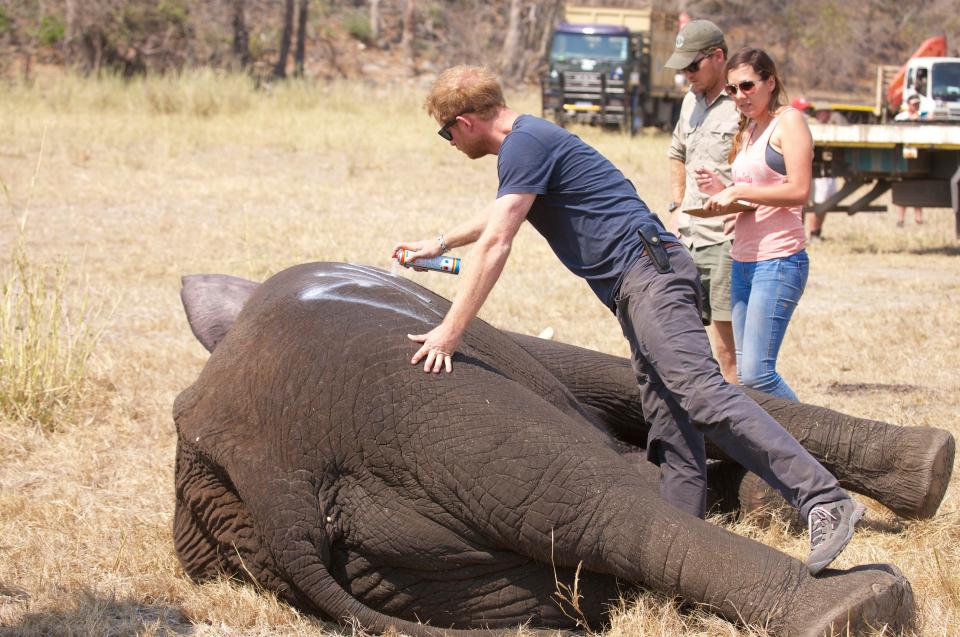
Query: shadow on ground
[[0, 592, 193, 636], [909, 245, 960, 257], [825, 381, 922, 395]]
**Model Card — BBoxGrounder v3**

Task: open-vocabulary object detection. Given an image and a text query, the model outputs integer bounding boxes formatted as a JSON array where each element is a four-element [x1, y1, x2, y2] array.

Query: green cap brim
[[664, 50, 698, 70]]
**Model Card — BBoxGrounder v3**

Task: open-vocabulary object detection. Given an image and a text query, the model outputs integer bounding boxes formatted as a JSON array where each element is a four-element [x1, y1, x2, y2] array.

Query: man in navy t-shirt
[[391, 66, 863, 575]]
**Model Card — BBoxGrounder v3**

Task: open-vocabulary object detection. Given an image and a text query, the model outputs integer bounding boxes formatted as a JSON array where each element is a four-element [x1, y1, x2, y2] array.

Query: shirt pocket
[[703, 121, 739, 167]]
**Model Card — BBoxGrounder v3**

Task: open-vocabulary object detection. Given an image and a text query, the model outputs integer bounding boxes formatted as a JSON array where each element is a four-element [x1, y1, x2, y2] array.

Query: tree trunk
[[232, 0, 251, 69], [64, 0, 78, 65], [369, 0, 380, 45], [400, 0, 417, 73], [534, 0, 562, 79], [500, 0, 524, 81], [294, 0, 308, 78], [274, 0, 295, 78]]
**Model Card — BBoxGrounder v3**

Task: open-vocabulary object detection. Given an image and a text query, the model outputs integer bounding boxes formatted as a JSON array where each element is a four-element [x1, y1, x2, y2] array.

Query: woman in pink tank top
[[695, 48, 813, 401]]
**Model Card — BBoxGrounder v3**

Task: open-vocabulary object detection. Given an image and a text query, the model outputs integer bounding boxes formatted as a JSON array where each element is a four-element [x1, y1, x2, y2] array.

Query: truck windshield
[[931, 62, 960, 102], [551, 33, 629, 63]]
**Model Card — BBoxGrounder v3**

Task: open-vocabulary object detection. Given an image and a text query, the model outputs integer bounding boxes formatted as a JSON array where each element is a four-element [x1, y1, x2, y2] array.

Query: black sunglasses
[[438, 111, 473, 141], [682, 50, 712, 74], [724, 80, 758, 96]]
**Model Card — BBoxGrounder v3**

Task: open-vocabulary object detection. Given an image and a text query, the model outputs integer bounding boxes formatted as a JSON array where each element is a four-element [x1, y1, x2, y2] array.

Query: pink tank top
[[730, 110, 806, 262]]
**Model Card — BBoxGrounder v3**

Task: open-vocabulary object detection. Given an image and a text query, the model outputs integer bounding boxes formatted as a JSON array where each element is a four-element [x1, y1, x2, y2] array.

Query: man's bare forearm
[[442, 211, 489, 250], [668, 158, 686, 234], [441, 233, 511, 334], [441, 194, 532, 334], [670, 158, 686, 206]]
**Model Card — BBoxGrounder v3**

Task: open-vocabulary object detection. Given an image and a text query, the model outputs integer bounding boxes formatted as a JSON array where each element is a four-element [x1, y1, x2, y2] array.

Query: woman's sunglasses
[[724, 80, 758, 96]]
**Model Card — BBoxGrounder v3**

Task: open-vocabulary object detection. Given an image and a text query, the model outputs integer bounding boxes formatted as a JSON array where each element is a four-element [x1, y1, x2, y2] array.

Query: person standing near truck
[[392, 64, 864, 576], [664, 20, 740, 384]]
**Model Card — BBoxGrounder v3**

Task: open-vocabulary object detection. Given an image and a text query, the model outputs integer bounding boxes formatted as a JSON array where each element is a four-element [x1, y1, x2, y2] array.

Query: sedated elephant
[[173, 262, 946, 636]]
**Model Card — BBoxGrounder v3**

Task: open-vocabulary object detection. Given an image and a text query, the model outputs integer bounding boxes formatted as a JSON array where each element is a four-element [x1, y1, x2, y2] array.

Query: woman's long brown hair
[[727, 48, 788, 162]]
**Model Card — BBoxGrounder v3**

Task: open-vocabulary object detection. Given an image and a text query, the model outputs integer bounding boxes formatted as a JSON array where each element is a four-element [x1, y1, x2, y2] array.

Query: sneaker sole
[[808, 502, 866, 576]]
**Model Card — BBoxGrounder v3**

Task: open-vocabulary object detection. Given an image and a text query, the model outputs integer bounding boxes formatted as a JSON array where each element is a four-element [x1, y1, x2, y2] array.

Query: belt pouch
[[636, 223, 673, 274]]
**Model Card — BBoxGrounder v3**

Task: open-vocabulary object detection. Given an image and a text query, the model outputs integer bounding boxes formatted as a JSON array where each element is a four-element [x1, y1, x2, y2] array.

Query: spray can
[[397, 249, 461, 275]]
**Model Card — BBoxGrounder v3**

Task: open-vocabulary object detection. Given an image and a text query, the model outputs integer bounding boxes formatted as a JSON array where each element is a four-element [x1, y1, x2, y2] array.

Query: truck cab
[[902, 57, 960, 121], [540, 5, 684, 133], [542, 23, 639, 132]]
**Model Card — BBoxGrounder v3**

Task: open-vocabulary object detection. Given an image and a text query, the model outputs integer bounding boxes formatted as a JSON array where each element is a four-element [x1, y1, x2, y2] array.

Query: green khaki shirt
[[668, 89, 740, 249]]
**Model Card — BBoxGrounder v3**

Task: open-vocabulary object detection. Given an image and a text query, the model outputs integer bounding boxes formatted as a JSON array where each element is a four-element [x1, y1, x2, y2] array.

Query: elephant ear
[[180, 274, 259, 352]]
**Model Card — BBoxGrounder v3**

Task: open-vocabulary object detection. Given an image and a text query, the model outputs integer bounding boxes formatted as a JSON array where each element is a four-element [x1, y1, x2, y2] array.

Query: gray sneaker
[[807, 498, 866, 575]]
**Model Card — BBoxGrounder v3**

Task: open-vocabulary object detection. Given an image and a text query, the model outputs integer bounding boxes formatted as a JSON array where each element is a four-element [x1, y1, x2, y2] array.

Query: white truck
[[809, 122, 960, 236]]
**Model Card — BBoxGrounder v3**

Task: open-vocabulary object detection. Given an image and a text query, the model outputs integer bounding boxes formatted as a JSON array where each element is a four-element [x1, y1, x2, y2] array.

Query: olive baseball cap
[[664, 20, 725, 69]]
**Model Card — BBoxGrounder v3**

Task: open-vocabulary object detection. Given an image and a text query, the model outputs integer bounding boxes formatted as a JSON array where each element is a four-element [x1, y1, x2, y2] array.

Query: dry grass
[[0, 71, 957, 636]]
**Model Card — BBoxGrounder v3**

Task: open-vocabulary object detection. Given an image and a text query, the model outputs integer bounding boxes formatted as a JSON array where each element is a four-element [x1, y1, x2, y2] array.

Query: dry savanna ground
[[0, 72, 958, 636]]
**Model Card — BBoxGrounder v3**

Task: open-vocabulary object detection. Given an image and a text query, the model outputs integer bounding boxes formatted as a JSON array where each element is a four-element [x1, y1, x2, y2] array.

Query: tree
[[232, 0, 251, 69], [500, 0, 523, 80], [294, 0, 308, 77], [369, 0, 380, 45], [274, 0, 295, 78], [400, 0, 416, 72]]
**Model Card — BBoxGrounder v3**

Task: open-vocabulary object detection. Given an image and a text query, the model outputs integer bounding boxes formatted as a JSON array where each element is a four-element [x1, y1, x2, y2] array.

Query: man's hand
[[408, 323, 462, 373], [390, 238, 443, 262]]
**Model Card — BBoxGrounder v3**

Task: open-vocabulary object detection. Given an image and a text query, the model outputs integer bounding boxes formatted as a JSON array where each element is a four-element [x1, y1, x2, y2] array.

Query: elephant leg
[[375, 379, 916, 637], [526, 470, 915, 637], [509, 332, 954, 520], [174, 438, 290, 592], [176, 435, 574, 637], [745, 388, 955, 519]]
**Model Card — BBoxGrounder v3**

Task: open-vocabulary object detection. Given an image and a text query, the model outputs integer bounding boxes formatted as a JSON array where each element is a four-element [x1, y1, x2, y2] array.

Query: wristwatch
[[668, 201, 680, 213]]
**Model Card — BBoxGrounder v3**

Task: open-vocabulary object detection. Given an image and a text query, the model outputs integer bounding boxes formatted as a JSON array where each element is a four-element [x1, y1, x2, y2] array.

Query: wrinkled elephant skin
[[174, 262, 917, 636]]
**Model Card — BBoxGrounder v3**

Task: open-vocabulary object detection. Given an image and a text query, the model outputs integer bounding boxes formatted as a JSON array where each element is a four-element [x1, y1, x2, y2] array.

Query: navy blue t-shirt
[[497, 115, 675, 310]]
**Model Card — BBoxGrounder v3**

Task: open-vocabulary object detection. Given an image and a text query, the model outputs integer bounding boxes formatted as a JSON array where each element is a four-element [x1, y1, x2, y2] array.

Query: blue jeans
[[730, 250, 809, 401]]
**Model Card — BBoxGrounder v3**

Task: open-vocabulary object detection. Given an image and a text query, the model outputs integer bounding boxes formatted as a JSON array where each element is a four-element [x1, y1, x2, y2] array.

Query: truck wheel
[[554, 108, 567, 129]]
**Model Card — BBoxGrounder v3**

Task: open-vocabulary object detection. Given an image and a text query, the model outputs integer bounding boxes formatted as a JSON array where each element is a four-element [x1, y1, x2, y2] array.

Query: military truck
[[540, 4, 685, 133]]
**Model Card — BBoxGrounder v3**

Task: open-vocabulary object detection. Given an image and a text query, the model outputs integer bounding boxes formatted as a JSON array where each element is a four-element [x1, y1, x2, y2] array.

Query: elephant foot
[[785, 564, 915, 637], [892, 426, 955, 519]]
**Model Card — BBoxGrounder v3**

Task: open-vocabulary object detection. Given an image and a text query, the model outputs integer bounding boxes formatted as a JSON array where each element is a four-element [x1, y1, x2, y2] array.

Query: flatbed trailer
[[809, 122, 960, 237]]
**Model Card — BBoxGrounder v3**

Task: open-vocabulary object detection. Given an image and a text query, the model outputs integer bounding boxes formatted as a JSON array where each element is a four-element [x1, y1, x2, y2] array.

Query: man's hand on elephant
[[408, 325, 461, 373]]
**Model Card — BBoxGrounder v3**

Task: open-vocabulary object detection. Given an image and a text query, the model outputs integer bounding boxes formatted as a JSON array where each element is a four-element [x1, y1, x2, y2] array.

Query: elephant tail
[[289, 562, 568, 637]]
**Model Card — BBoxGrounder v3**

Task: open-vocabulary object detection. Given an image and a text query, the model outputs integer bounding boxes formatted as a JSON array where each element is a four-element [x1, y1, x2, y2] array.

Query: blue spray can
[[397, 250, 461, 275]]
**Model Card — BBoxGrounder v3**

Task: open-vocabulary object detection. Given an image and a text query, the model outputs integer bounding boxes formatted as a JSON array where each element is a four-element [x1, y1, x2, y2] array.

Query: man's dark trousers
[[614, 244, 845, 519]]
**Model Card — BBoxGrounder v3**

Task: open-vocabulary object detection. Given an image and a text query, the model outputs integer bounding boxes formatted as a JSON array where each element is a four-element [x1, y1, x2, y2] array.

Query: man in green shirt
[[665, 20, 740, 384]]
